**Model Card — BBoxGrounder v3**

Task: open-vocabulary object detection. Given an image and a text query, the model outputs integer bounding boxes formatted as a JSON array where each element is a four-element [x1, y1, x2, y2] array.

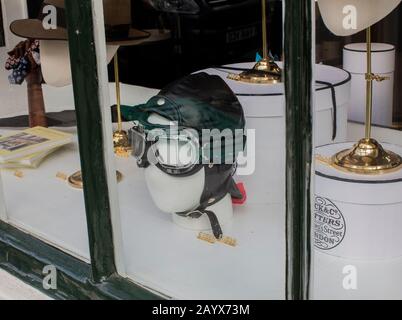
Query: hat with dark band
[[10, 0, 160, 46]]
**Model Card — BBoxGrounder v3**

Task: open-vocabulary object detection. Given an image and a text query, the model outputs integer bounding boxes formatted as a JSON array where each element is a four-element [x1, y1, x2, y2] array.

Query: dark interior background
[[27, 0, 283, 89], [0, 2, 5, 47], [25, 0, 402, 126]]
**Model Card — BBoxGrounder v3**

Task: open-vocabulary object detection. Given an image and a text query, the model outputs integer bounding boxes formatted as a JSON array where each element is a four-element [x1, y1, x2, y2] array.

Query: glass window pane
[[0, 0, 90, 262], [313, 0, 402, 299], [97, 0, 313, 299]]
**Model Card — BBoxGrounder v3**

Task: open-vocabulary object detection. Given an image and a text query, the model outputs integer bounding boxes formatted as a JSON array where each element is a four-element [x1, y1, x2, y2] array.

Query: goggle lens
[[129, 129, 146, 159]]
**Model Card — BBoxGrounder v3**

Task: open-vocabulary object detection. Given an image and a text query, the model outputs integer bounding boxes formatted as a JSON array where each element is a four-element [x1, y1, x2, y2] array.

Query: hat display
[[40, 40, 118, 87], [317, 0, 402, 36], [122, 73, 246, 239], [317, 1, 402, 174], [10, 0, 154, 46], [122, 72, 246, 172], [123, 72, 245, 133]]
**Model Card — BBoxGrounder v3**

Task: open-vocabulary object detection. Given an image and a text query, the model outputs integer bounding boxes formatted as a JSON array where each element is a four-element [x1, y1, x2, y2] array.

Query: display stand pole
[[114, 53, 123, 132], [227, 0, 282, 84], [262, 0, 268, 60], [332, 27, 402, 174], [26, 68, 47, 128], [112, 53, 131, 157], [365, 27, 373, 139]]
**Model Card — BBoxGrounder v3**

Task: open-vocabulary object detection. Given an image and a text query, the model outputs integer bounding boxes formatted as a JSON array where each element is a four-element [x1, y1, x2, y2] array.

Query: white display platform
[[0, 129, 91, 262], [199, 62, 350, 205], [314, 142, 402, 299], [0, 64, 350, 299], [115, 154, 285, 300], [313, 250, 402, 300], [0, 126, 285, 299], [0, 73, 289, 299], [0, 61, 349, 299], [343, 43, 395, 126]]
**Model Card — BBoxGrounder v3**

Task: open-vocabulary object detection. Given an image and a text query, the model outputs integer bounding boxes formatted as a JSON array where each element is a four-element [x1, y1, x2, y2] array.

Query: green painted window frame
[[0, 0, 313, 300]]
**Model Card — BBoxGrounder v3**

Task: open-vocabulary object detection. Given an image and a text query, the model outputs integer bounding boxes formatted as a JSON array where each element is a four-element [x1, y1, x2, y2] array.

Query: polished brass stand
[[112, 53, 132, 157], [228, 0, 282, 84], [333, 27, 402, 174]]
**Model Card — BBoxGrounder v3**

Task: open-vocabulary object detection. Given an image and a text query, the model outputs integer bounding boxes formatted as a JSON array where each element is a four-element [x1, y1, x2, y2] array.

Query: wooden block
[[197, 232, 216, 244], [14, 171, 24, 178], [197, 232, 237, 247], [56, 172, 68, 181], [219, 236, 237, 247]]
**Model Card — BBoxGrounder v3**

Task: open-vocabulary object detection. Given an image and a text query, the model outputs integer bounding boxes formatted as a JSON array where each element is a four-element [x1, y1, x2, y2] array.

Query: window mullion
[[90, 0, 126, 278], [284, 0, 313, 300], [64, 0, 117, 282]]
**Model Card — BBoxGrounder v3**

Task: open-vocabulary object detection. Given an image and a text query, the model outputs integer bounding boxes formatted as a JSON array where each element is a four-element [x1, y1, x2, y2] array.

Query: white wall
[[1, 0, 27, 50]]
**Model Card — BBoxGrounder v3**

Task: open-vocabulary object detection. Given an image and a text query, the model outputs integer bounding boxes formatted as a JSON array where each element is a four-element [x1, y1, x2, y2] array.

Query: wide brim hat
[[317, 0, 402, 36], [10, 0, 167, 46], [40, 40, 118, 87]]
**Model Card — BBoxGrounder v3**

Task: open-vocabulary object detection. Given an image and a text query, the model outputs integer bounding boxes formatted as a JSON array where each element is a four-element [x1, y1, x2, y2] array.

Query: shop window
[[0, 0, 90, 262], [101, 0, 290, 300], [0, 0, 314, 300], [313, 0, 402, 300]]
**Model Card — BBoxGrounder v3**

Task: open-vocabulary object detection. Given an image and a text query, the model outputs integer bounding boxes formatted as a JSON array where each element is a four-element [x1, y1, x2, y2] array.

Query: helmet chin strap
[[174, 163, 238, 240], [175, 208, 223, 240]]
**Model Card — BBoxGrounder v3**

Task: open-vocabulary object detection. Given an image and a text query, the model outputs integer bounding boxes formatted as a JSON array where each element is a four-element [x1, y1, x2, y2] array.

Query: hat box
[[313, 142, 402, 299], [343, 43, 395, 127], [199, 62, 351, 204]]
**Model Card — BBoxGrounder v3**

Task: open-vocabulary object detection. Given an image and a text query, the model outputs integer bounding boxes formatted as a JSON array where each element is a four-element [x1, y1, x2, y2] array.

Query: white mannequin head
[[143, 113, 234, 231]]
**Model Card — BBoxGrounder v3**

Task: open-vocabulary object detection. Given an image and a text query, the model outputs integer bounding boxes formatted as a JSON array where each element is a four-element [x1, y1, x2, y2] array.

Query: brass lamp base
[[68, 170, 123, 189], [113, 130, 132, 158], [227, 58, 282, 84], [333, 138, 402, 175]]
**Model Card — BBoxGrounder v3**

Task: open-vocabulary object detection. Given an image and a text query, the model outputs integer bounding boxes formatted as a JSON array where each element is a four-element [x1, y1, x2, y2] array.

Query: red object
[[232, 182, 247, 205]]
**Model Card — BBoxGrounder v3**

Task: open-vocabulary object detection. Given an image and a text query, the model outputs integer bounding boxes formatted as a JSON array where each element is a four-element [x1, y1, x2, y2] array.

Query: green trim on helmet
[[122, 103, 246, 166], [121, 73, 246, 166]]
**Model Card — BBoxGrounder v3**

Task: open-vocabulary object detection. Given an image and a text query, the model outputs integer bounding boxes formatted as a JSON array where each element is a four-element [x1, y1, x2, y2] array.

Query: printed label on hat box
[[314, 196, 346, 250]]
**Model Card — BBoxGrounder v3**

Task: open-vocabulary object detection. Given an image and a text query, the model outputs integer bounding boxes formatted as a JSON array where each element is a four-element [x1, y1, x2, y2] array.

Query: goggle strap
[[203, 209, 223, 240], [176, 208, 223, 240]]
